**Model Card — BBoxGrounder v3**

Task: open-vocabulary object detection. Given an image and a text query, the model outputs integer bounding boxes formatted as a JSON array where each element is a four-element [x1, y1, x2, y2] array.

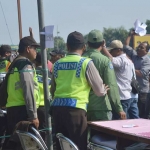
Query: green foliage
[[54, 36, 66, 50], [146, 20, 150, 34], [103, 26, 128, 46]]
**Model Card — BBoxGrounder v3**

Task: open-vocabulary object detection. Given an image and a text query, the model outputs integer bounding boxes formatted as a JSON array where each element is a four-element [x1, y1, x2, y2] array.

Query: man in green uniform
[[83, 29, 126, 121]]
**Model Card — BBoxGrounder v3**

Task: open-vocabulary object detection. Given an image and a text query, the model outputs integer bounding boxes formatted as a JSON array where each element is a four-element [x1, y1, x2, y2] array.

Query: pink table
[[88, 119, 150, 148]]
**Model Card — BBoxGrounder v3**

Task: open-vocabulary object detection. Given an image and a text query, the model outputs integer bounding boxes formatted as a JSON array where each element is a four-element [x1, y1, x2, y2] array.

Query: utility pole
[[37, 1, 53, 150], [17, 0, 22, 39]]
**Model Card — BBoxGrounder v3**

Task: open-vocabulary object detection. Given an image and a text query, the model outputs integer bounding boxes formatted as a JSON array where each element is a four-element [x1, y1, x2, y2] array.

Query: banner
[[40, 25, 54, 48], [134, 35, 150, 49]]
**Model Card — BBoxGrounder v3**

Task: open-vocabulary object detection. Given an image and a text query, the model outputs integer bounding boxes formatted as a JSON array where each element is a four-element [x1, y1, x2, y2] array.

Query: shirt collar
[[140, 54, 147, 59], [67, 52, 81, 56]]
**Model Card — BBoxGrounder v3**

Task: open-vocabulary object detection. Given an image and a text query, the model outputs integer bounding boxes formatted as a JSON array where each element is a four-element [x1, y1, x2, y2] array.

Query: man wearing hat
[[5, 36, 40, 137], [102, 40, 139, 119], [49, 49, 65, 64], [51, 31, 109, 150], [0, 45, 12, 73], [83, 30, 126, 123]]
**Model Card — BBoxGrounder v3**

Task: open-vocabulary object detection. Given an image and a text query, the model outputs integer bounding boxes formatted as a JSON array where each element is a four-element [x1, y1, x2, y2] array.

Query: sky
[[0, 0, 150, 45]]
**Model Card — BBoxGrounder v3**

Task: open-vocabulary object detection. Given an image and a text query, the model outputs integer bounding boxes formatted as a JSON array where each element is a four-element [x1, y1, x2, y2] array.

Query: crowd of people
[[0, 28, 150, 150]]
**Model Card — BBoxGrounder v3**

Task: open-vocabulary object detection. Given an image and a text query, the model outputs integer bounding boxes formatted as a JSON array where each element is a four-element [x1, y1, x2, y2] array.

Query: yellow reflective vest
[[6, 65, 40, 108], [52, 55, 91, 111], [36, 73, 51, 106], [0, 59, 11, 73]]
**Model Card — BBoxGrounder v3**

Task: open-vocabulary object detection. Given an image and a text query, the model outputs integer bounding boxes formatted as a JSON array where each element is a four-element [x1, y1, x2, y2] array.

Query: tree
[[54, 36, 66, 50], [47, 36, 66, 59], [146, 20, 150, 34], [103, 26, 128, 46]]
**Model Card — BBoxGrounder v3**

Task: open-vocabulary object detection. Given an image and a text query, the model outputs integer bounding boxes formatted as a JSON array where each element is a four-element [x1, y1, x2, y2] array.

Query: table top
[[88, 119, 150, 144]]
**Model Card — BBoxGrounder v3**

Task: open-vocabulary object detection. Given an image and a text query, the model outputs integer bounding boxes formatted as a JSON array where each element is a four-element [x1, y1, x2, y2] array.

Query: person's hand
[[29, 27, 32, 33], [102, 40, 106, 48], [129, 29, 138, 36], [103, 84, 110, 93], [29, 27, 33, 37], [31, 118, 39, 129], [119, 111, 126, 119]]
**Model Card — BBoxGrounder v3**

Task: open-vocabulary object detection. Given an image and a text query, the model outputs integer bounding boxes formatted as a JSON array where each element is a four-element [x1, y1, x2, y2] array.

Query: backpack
[[131, 69, 140, 94], [0, 56, 32, 107]]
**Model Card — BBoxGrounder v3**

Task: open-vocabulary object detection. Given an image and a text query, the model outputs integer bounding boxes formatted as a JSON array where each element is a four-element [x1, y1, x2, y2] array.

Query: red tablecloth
[[91, 119, 150, 138]]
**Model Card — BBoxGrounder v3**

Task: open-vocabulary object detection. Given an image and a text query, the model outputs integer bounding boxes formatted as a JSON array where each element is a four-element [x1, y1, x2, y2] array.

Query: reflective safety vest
[[52, 55, 91, 111], [0, 59, 11, 73], [6, 65, 40, 108], [36, 73, 51, 106]]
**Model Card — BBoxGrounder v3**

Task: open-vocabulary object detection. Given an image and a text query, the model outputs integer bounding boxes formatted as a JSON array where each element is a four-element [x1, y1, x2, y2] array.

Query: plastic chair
[[16, 129, 48, 150], [56, 133, 79, 150]]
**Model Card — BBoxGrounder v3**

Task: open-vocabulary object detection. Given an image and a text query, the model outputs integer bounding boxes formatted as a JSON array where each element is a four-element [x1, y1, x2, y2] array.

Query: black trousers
[[52, 106, 87, 150], [2, 105, 28, 149], [0, 111, 7, 148], [37, 106, 46, 140], [6, 106, 28, 135], [138, 93, 149, 118]]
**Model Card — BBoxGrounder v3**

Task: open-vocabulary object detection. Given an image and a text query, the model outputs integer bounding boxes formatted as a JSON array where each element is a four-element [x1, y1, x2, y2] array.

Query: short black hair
[[0, 45, 11, 56], [88, 41, 103, 49], [67, 43, 85, 51], [35, 52, 42, 64]]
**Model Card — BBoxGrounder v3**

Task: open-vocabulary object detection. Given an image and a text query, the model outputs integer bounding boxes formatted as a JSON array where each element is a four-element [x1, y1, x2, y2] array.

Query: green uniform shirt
[[83, 49, 123, 113]]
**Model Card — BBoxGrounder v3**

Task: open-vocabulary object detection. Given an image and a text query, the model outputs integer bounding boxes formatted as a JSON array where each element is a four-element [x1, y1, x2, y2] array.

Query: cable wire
[[0, 0, 13, 44]]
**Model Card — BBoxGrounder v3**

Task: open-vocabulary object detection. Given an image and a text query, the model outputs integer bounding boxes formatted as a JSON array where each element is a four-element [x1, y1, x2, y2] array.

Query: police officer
[[0, 45, 11, 148], [49, 49, 65, 64], [0, 45, 11, 73], [83, 30, 126, 122], [34, 52, 51, 140], [51, 31, 109, 150], [6, 36, 40, 136]]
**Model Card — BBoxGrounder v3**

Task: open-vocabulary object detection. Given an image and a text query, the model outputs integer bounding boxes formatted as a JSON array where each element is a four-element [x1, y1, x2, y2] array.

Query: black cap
[[0, 45, 12, 56], [19, 36, 40, 51], [49, 49, 65, 56], [67, 31, 85, 45]]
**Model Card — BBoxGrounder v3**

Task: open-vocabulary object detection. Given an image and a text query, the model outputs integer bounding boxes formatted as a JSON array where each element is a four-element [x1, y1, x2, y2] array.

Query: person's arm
[[102, 47, 122, 68], [29, 27, 33, 37], [102, 46, 113, 61], [104, 59, 126, 119], [86, 61, 109, 96], [135, 70, 143, 77], [20, 65, 39, 128], [138, 59, 150, 78], [50, 73, 56, 99]]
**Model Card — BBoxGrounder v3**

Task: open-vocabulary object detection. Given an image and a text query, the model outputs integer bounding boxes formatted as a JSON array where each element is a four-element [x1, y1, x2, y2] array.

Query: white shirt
[[112, 53, 133, 100]]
